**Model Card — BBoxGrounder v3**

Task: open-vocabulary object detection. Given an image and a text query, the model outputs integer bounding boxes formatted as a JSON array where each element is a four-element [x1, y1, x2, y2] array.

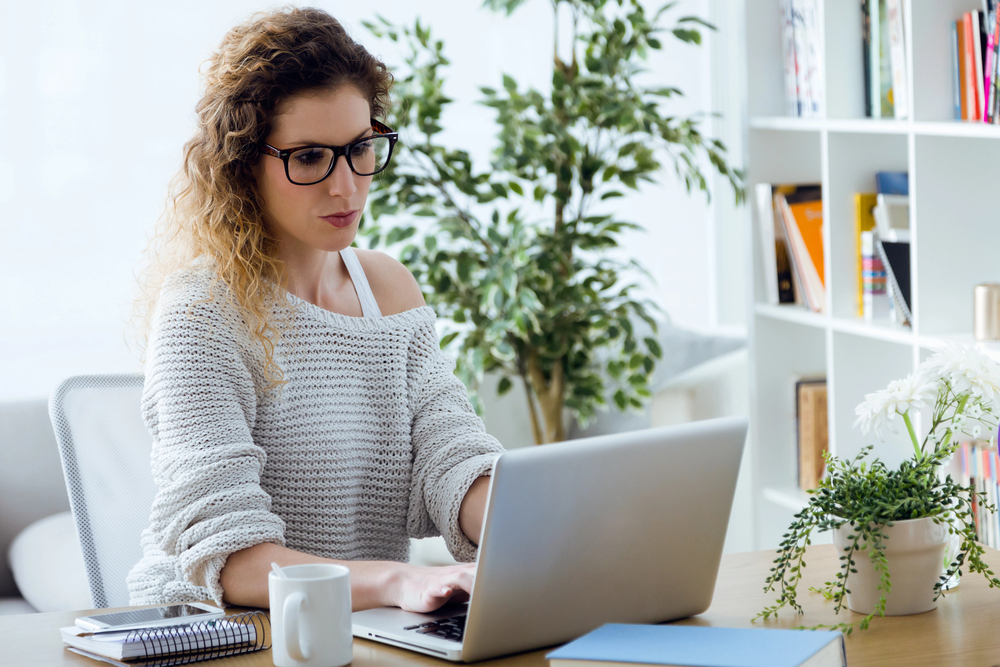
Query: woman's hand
[[390, 563, 477, 613]]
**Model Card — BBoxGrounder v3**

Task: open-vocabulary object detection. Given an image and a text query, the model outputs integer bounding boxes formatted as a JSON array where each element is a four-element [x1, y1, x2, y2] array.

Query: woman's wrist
[[378, 561, 412, 609]]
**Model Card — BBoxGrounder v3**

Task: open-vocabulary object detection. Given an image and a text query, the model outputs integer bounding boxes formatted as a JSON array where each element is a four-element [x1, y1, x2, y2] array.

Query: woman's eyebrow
[[284, 127, 374, 148]]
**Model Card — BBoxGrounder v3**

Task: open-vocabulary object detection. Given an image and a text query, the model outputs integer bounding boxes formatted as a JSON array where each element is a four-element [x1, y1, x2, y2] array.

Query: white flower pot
[[832, 516, 950, 616]]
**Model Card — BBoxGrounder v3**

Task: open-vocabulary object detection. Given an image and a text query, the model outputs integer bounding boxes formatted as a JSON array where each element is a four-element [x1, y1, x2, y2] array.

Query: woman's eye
[[351, 140, 372, 156], [292, 148, 326, 166]]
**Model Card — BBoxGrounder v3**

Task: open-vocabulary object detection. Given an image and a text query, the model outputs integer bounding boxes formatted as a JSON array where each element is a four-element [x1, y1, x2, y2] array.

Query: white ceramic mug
[[269, 564, 353, 667]]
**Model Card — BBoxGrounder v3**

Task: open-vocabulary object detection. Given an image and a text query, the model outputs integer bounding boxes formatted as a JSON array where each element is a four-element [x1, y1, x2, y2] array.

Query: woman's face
[[255, 85, 373, 256]]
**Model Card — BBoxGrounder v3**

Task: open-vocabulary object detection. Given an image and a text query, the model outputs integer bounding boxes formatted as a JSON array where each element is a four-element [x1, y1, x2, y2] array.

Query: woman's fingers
[[403, 564, 477, 613]]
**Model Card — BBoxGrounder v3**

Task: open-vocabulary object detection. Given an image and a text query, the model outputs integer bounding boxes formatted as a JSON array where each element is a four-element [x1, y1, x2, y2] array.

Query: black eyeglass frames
[[260, 119, 398, 185]]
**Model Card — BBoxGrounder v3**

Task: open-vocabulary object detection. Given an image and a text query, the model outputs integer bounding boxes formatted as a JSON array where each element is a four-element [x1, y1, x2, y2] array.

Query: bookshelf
[[744, 0, 1000, 549]]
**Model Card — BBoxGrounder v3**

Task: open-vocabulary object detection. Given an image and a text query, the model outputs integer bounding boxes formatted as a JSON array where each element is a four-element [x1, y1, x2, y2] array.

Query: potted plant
[[360, 0, 744, 444], [755, 345, 1000, 633]]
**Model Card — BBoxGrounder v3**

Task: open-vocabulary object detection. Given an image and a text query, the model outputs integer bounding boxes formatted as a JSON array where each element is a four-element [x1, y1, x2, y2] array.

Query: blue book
[[952, 22, 962, 121], [546, 624, 846, 667], [875, 171, 908, 196]]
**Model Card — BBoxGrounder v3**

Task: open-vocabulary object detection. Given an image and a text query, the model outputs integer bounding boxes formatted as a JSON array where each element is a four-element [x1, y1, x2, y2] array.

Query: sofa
[[0, 400, 90, 614]]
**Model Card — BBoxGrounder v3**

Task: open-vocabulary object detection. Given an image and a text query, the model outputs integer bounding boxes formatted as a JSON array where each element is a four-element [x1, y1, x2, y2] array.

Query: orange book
[[787, 198, 824, 287], [958, 19, 969, 120], [965, 12, 980, 121], [776, 185, 824, 312]]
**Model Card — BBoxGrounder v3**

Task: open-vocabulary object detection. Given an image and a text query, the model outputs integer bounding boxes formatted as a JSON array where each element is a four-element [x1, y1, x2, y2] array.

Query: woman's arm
[[459, 475, 491, 545], [220, 542, 476, 611], [221, 474, 491, 610]]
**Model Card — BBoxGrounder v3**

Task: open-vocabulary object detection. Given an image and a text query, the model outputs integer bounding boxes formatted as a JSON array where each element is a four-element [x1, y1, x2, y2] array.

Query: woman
[[127, 6, 503, 612]]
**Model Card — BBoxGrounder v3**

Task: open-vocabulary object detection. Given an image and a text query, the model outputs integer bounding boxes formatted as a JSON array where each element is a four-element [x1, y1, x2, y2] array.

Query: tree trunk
[[526, 350, 565, 444]]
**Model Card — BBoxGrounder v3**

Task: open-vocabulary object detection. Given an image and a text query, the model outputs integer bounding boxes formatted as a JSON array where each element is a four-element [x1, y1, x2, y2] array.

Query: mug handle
[[284, 591, 312, 661]]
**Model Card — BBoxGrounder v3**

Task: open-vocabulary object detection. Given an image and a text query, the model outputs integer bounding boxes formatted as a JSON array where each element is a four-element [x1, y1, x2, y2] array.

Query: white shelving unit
[[744, 0, 1000, 549]]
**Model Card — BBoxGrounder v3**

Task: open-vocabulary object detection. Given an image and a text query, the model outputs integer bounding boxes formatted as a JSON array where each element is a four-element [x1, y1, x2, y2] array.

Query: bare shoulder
[[353, 248, 426, 316]]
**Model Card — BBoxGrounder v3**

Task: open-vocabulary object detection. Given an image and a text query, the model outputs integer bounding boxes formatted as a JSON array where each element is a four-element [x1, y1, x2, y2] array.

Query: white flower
[[854, 371, 938, 439], [946, 411, 982, 438], [922, 345, 1000, 408]]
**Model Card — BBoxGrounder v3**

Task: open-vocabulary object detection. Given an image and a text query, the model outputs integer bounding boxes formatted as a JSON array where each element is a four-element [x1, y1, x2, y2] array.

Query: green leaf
[[497, 376, 513, 396], [677, 16, 717, 30], [366, 8, 745, 439], [672, 28, 702, 44], [644, 337, 663, 359], [482, 0, 530, 17], [440, 331, 460, 348]]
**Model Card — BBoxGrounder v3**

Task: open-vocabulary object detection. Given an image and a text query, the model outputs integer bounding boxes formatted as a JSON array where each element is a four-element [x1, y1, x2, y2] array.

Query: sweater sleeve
[[405, 319, 505, 562], [126, 278, 285, 606]]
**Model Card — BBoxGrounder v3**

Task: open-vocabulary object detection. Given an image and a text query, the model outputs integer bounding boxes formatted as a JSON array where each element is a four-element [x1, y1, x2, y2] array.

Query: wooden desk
[[5, 545, 1000, 666]]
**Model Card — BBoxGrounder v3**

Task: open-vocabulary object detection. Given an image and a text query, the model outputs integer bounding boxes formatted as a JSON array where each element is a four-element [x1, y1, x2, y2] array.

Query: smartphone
[[75, 602, 225, 633]]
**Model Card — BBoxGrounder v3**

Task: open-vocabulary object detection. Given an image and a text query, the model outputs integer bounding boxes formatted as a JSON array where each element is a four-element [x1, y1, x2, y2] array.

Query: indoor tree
[[361, 0, 744, 444]]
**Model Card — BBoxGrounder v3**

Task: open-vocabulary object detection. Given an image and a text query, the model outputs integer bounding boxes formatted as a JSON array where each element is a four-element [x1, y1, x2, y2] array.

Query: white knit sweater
[[126, 259, 504, 606]]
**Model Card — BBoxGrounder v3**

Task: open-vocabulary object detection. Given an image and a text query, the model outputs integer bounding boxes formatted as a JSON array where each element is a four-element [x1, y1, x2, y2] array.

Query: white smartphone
[[75, 602, 225, 633]]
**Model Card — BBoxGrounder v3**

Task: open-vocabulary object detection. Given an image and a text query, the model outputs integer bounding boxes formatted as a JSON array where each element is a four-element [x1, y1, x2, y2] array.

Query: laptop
[[352, 415, 749, 662]]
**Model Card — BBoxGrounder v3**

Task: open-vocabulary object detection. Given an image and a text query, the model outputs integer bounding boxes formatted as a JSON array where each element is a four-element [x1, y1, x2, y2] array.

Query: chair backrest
[[49, 374, 154, 608]]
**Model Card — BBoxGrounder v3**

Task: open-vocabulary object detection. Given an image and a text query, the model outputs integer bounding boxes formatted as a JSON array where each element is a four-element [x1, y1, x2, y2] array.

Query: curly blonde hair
[[136, 6, 392, 387]]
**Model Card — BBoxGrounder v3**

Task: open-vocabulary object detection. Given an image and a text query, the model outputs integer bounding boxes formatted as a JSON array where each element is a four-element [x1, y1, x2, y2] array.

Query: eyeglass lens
[[287, 136, 391, 183]]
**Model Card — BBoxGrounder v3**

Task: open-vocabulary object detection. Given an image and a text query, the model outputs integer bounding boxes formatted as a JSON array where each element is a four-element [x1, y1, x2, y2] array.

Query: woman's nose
[[326, 155, 358, 198]]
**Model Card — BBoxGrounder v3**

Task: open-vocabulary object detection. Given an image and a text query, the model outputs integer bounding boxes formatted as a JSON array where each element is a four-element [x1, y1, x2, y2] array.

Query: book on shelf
[[872, 194, 909, 242], [796, 379, 828, 492], [60, 611, 269, 666], [986, 9, 996, 120], [860, 230, 890, 321], [875, 170, 908, 196], [780, 0, 800, 116], [546, 623, 846, 667], [861, 0, 910, 119], [877, 0, 894, 117], [959, 16, 974, 120], [954, 5, 1000, 123], [776, 185, 824, 313], [780, 0, 824, 118], [863, 0, 873, 117], [875, 236, 912, 326], [854, 193, 878, 318], [973, 10, 986, 121], [885, 0, 908, 119], [755, 184, 795, 306], [960, 440, 1000, 549], [952, 21, 962, 120], [872, 171, 910, 243], [983, 7, 1000, 123]]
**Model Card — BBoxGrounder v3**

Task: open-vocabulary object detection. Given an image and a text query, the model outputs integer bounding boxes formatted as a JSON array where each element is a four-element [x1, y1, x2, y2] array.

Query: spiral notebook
[[61, 611, 270, 666]]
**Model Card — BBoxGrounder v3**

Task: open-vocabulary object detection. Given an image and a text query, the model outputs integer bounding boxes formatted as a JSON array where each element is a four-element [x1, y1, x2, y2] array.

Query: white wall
[[0, 0, 733, 404]]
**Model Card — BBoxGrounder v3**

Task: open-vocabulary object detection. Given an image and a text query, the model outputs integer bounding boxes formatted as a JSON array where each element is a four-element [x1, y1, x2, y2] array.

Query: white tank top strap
[[340, 247, 384, 318]]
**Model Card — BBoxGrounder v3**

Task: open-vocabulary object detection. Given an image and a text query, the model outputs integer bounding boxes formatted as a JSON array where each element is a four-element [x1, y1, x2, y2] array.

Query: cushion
[[8, 512, 91, 612], [0, 399, 72, 598]]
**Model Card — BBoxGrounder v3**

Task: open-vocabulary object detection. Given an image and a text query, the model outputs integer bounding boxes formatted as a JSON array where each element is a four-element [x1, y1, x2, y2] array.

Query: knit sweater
[[126, 260, 504, 606]]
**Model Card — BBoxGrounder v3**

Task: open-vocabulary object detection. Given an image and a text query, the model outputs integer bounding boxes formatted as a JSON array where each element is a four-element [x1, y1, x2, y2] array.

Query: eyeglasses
[[261, 119, 398, 185]]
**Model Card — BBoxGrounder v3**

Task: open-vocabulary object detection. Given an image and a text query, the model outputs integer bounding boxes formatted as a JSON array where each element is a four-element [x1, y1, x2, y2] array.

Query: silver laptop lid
[[461, 416, 748, 662]]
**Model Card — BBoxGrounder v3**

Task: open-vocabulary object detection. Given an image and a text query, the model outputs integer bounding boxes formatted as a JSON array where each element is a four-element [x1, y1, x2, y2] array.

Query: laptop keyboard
[[403, 614, 466, 643]]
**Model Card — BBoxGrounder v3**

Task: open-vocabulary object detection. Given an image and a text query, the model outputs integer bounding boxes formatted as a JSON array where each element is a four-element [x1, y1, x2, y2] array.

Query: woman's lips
[[321, 210, 359, 228]]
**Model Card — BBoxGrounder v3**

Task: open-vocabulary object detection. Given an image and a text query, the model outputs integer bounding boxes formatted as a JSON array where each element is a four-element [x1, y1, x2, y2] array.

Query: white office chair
[[48, 374, 154, 608]]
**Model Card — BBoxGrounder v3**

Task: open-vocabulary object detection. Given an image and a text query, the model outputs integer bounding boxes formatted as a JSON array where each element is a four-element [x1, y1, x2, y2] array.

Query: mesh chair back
[[49, 374, 154, 608]]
